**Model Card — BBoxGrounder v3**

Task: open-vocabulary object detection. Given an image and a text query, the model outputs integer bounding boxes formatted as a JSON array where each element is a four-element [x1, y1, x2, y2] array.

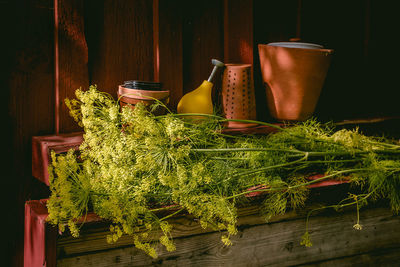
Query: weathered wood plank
[[154, 0, 184, 110], [55, 0, 89, 133], [301, 246, 400, 267], [56, 205, 400, 267], [86, 0, 154, 96], [223, 0, 253, 64], [4, 1, 55, 266], [55, 185, 350, 258], [182, 0, 224, 96], [24, 200, 58, 267], [56, 204, 268, 257], [31, 132, 83, 185]]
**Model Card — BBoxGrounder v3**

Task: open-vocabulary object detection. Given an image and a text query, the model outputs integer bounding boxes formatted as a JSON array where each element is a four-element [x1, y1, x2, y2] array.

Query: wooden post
[[54, 0, 89, 133], [153, 0, 184, 109], [223, 0, 253, 64]]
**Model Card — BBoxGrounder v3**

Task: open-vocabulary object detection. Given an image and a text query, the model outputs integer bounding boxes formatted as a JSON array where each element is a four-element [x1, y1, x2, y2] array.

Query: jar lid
[[267, 42, 324, 49], [123, 80, 163, 91]]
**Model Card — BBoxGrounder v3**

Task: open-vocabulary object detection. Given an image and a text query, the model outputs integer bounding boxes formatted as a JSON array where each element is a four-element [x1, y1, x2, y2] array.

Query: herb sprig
[[48, 86, 400, 258]]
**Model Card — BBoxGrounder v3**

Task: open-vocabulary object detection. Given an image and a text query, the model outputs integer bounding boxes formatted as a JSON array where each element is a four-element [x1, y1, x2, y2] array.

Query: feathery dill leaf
[[47, 86, 400, 256]]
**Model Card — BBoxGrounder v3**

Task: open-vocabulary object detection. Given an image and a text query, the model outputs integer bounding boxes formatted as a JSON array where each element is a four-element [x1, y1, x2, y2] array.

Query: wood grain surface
[[154, 0, 184, 110], [4, 1, 55, 266], [86, 0, 154, 97], [55, 0, 89, 133], [56, 203, 400, 267], [4, 1, 400, 266]]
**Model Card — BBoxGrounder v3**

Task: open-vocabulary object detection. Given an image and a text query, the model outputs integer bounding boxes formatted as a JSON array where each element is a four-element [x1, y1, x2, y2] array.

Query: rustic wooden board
[[56, 204, 400, 267], [55, 0, 89, 133], [7, 2, 400, 267], [24, 200, 58, 267], [86, 0, 154, 97], [181, 0, 224, 96], [224, 0, 253, 65], [300, 246, 400, 267], [154, 0, 184, 110], [4, 1, 56, 266], [55, 185, 350, 258], [56, 204, 269, 257], [32, 132, 83, 185]]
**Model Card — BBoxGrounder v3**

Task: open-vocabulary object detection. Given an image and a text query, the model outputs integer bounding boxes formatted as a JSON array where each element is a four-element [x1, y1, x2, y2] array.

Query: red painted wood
[[32, 132, 84, 185], [24, 199, 103, 267], [24, 199, 57, 267], [307, 174, 350, 188]]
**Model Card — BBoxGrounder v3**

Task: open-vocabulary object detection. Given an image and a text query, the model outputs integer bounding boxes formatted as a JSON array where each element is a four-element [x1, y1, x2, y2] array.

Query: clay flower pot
[[222, 64, 257, 128], [117, 85, 170, 115], [258, 42, 334, 121]]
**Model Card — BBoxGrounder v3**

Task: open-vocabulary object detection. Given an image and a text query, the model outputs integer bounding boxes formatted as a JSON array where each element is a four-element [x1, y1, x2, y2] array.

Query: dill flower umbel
[[47, 86, 400, 257]]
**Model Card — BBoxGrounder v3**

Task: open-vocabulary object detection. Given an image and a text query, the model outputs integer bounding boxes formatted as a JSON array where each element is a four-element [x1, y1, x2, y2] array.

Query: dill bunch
[[47, 85, 400, 257]]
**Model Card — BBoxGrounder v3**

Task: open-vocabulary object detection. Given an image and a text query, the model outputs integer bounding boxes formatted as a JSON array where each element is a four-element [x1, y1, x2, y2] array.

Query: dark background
[[1, 0, 398, 266]]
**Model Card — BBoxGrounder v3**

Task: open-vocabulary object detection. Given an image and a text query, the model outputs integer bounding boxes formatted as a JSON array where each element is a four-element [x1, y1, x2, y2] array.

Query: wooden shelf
[[25, 188, 400, 267], [27, 116, 400, 266]]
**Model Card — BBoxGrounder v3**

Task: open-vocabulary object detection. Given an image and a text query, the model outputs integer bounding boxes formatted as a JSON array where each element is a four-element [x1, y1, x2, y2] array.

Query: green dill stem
[[299, 159, 362, 164], [156, 113, 284, 131], [226, 168, 366, 201], [231, 153, 309, 178], [192, 147, 303, 154], [304, 191, 374, 233], [193, 147, 400, 158], [212, 157, 251, 160], [150, 205, 179, 213], [368, 140, 400, 150], [356, 196, 360, 225], [213, 158, 361, 165], [307, 150, 400, 157], [159, 207, 185, 221]]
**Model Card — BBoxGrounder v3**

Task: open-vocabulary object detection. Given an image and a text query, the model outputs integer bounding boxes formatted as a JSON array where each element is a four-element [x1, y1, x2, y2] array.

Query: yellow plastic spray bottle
[[177, 59, 225, 115]]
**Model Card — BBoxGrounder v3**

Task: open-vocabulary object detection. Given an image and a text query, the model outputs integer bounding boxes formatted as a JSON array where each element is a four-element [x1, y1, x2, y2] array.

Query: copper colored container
[[117, 85, 170, 115], [258, 43, 334, 121], [222, 64, 257, 128]]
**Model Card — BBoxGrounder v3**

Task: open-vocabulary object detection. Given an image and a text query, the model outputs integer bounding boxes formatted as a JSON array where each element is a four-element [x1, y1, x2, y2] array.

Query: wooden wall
[[2, 0, 398, 266]]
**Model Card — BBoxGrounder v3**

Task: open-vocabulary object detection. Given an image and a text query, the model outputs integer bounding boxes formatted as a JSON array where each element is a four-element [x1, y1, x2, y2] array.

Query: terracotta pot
[[222, 64, 257, 128], [258, 43, 334, 121], [117, 85, 170, 115]]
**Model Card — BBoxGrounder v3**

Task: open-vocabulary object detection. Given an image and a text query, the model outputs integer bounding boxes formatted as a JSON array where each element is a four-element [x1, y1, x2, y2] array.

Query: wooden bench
[[25, 192, 400, 266], [26, 124, 400, 266]]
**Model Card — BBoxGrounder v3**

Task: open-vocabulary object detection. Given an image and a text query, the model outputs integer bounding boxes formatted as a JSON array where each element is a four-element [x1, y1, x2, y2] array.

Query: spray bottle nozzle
[[208, 59, 225, 82]]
